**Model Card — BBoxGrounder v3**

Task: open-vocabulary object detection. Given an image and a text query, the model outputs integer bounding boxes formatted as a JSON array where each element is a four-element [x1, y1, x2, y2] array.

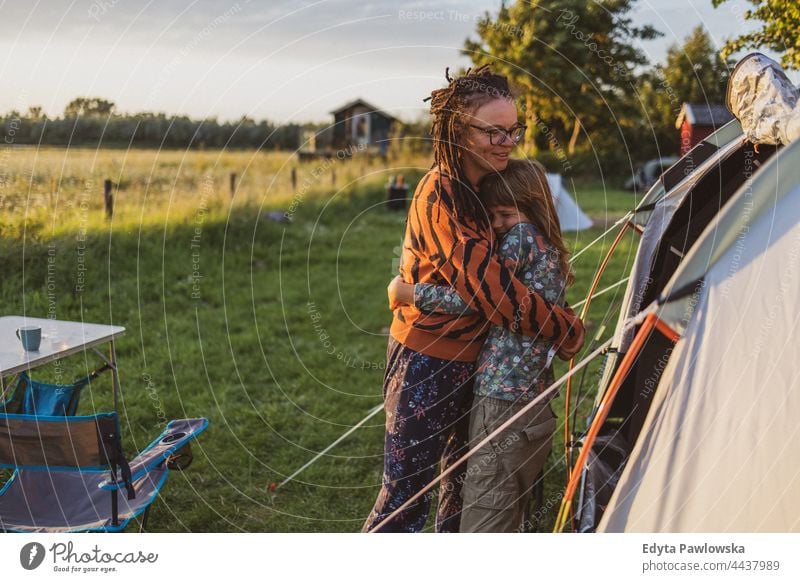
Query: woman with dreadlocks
[[362, 66, 585, 533]]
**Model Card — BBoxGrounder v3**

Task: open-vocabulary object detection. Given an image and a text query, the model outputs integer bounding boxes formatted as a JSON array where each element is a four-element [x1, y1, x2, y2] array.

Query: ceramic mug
[[16, 326, 42, 351]]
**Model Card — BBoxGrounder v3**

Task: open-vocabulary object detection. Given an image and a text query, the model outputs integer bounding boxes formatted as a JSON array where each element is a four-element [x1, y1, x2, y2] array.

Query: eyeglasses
[[468, 123, 527, 145]]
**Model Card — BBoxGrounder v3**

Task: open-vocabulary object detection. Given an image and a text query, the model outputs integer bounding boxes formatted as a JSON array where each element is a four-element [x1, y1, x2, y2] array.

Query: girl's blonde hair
[[480, 158, 574, 286]]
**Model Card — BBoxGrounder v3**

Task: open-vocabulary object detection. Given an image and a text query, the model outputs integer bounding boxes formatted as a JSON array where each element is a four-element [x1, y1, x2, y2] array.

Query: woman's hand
[[388, 275, 415, 310], [555, 309, 586, 360]]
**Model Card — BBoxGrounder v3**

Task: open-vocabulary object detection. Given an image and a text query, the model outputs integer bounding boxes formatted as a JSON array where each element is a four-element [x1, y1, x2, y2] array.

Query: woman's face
[[461, 98, 518, 186]]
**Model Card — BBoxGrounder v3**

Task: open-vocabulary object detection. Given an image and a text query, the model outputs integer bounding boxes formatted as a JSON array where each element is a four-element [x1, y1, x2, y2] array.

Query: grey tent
[[599, 134, 800, 532], [565, 53, 800, 533]]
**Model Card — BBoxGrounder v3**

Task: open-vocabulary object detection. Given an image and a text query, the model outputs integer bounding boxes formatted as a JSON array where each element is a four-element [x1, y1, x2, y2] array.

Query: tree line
[[3, 0, 795, 177], [2, 97, 309, 150]]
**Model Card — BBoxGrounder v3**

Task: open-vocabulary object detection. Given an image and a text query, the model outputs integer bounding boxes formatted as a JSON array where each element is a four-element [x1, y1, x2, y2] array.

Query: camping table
[[0, 316, 126, 412]]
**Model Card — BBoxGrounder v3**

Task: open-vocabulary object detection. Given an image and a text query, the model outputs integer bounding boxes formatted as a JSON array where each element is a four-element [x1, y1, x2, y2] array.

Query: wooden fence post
[[291, 167, 297, 192], [104, 179, 114, 219], [50, 177, 56, 209], [230, 173, 237, 199]]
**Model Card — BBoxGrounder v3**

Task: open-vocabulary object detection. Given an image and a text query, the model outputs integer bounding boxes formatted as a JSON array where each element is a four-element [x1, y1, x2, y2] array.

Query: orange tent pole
[[555, 311, 679, 532], [564, 221, 632, 477]]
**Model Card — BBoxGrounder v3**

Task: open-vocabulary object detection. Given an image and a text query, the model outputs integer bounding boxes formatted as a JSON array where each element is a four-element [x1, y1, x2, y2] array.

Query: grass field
[[0, 147, 641, 532]]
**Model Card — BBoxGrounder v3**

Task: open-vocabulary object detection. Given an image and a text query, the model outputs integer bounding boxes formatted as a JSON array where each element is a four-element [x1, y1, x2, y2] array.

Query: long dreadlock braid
[[426, 65, 514, 229]]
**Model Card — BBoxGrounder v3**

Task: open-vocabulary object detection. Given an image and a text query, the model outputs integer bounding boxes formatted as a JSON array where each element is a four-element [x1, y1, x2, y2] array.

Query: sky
[[0, 0, 791, 124]]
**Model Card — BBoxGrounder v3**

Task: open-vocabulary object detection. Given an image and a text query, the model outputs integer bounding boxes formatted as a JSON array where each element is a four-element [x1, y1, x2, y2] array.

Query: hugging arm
[[412, 224, 534, 316], [413, 182, 584, 355], [414, 283, 475, 315]]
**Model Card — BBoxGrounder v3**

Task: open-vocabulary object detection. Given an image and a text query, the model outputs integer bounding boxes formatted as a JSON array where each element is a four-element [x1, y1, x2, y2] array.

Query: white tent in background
[[546, 173, 593, 231]]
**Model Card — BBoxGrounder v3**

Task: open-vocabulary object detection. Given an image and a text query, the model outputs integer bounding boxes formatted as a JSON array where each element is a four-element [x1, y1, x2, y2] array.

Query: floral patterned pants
[[362, 337, 475, 532]]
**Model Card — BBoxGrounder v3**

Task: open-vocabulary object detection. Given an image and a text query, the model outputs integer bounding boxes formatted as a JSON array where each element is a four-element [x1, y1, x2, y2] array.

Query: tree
[[64, 97, 116, 118], [390, 114, 433, 157], [713, 0, 800, 70], [637, 25, 732, 155], [463, 0, 660, 156], [26, 106, 44, 120]]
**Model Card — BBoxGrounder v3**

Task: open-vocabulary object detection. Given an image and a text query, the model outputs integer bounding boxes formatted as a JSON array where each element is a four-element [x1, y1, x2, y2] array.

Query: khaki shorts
[[460, 395, 557, 533]]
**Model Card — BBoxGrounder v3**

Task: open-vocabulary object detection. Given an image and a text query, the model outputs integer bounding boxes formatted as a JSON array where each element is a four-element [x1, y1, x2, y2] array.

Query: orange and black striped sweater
[[390, 168, 584, 363]]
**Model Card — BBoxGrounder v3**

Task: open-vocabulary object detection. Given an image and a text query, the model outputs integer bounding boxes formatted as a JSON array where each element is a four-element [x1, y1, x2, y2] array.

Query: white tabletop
[[0, 316, 125, 378]]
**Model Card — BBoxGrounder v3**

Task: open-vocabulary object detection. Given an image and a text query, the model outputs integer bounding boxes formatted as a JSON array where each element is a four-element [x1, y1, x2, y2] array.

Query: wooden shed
[[330, 99, 395, 154], [675, 103, 735, 155]]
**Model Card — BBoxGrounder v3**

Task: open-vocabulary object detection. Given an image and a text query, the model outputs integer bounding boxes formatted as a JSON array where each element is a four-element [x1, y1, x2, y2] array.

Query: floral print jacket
[[413, 222, 566, 402]]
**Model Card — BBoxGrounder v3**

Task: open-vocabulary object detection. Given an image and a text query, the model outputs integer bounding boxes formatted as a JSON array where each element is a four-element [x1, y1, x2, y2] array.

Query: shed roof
[[330, 99, 396, 121], [675, 103, 734, 129]]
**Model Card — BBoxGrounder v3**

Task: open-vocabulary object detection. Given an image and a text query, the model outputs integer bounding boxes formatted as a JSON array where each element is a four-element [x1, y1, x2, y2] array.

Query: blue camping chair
[[0, 412, 208, 532], [2, 370, 108, 417]]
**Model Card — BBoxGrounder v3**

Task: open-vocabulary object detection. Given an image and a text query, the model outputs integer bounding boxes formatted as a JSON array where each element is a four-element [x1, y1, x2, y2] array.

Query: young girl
[[388, 158, 574, 532]]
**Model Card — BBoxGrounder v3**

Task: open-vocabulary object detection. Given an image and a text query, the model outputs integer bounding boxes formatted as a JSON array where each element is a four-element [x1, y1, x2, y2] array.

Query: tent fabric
[[576, 54, 800, 534], [545, 173, 593, 231], [590, 122, 747, 474], [594, 120, 744, 392], [603, 128, 744, 373], [634, 120, 744, 228], [576, 432, 629, 532], [598, 146, 800, 532], [727, 52, 800, 146], [658, 139, 800, 333]]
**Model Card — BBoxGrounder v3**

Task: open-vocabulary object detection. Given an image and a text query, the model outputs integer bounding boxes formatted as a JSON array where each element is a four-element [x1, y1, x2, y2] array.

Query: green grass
[[0, 149, 638, 532]]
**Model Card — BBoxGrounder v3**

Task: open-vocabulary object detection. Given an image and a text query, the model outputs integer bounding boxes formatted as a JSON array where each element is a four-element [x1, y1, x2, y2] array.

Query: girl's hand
[[388, 275, 415, 310]]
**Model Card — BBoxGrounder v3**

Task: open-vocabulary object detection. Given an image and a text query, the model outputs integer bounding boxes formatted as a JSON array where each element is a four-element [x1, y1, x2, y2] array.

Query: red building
[[675, 103, 734, 155]]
